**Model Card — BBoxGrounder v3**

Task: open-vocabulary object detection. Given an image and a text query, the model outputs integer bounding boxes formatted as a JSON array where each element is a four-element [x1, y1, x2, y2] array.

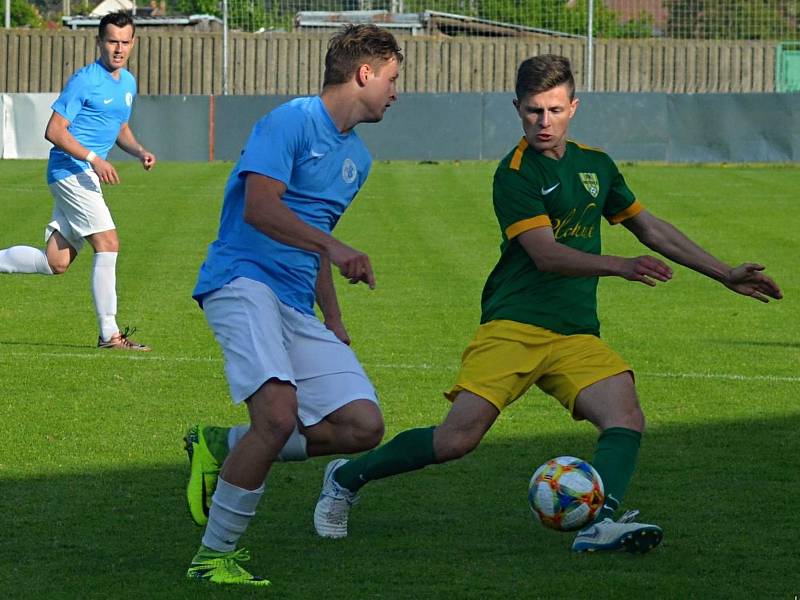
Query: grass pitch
[[0, 160, 797, 599]]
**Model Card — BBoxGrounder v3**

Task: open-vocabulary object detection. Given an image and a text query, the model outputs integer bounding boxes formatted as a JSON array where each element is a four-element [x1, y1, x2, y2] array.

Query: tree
[[170, 0, 221, 17], [665, 0, 800, 40], [405, 0, 654, 38], [11, 0, 45, 27]]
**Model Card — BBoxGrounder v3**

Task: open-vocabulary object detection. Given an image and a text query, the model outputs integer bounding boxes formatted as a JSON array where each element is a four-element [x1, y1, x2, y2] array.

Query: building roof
[[89, 0, 134, 17]]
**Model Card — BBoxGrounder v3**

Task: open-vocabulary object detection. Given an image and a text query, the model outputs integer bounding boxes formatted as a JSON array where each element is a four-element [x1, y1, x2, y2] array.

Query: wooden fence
[[0, 29, 779, 95]]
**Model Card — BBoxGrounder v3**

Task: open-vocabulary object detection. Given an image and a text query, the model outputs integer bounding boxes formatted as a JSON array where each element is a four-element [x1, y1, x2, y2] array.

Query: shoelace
[[119, 325, 138, 340], [219, 548, 252, 576], [321, 480, 359, 525], [617, 509, 640, 523]]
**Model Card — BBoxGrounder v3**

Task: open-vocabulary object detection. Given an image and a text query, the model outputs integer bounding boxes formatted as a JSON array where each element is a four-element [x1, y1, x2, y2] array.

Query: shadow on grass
[[708, 338, 800, 350], [0, 339, 92, 351], [2, 415, 799, 600]]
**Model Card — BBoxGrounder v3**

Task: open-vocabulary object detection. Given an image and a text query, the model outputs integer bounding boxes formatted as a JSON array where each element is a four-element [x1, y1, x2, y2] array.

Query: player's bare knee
[[610, 402, 645, 432], [249, 412, 296, 449], [247, 385, 298, 447], [48, 260, 70, 275], [630, 405, 645, 432], [350, 417, 384, 451]]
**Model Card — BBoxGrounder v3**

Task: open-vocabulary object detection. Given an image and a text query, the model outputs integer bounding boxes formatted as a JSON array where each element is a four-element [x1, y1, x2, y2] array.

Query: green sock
[[591, 427, 642, 521], [334, 426, 437, 493], [203, 426, 230, 464]]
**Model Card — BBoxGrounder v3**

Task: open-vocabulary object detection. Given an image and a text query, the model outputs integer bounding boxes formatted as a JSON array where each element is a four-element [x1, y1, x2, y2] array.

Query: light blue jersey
[[194, 96, 372, 315], [47, 60, 137, 184]]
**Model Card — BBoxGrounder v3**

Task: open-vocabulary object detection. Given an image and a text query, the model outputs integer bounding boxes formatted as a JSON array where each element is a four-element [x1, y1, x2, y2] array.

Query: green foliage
[[0, 160, 797, 599], [396, 0, 654, 38], [665, 0, 800, 39], [10, 0, 44, 27], [169, 0, 221, 17]]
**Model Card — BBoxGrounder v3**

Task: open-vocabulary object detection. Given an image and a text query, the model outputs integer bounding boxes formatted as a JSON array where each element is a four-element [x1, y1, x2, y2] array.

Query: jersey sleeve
[[51, 71, 88, 123], [237, 105, 305, 186], [493, 167, 551, 240], [602, 160, 644, 224]]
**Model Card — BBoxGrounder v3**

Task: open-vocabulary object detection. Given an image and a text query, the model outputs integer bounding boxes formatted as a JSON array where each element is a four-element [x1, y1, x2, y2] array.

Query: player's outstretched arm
[[517, 226, 672, 286], [244, 173, 375, 289], [622, 210, 782, 302], [115, 123, 156, 171], [45, 111, 120, 184]]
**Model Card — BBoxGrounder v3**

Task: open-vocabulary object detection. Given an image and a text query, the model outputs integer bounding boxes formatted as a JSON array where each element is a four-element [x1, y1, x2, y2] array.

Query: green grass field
[[0, 160, 797, 599]]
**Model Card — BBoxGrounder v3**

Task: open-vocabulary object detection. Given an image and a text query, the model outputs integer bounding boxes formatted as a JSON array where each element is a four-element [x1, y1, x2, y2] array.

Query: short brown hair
[[515, 55, 575, 100], [99, 11, 135, 39], [323, 24, 403, 87]]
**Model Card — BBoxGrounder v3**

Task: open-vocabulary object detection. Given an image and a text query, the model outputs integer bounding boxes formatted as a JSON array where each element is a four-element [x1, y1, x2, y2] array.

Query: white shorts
[[202, 277, 379, 426], [46, 170, 115, 252]]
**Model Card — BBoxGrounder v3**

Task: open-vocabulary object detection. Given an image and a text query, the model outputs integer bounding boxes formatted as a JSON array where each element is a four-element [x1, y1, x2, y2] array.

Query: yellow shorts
[[445, 320, 632, 414]]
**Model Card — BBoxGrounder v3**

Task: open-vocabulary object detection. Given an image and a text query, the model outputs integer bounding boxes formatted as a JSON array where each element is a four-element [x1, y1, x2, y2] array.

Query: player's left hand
[[140, 151, 156, 171], [324, 317, 351, 345], [724, 263, 782, 302]]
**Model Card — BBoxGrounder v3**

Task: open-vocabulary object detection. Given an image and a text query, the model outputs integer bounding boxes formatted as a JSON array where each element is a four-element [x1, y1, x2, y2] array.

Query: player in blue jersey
[[0, 12, 154, 350], [184, 24, 403, 586]]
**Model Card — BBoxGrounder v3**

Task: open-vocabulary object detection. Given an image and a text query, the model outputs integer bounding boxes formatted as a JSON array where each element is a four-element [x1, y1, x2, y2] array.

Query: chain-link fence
[[222, 0, 800, 39]]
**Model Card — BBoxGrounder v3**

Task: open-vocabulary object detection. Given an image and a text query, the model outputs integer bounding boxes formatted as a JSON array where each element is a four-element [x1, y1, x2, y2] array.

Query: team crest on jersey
[[578, 172, 599, 198], [125, 92, 133, 107], [342, 158, 357, 184]]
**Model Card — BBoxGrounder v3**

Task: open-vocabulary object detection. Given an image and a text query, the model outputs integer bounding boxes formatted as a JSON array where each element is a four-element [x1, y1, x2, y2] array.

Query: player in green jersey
[[313, 54, 782, 553]]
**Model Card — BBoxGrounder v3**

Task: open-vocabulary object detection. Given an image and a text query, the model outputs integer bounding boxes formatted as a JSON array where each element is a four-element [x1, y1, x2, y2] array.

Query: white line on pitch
[[1, 351, 796, 384]]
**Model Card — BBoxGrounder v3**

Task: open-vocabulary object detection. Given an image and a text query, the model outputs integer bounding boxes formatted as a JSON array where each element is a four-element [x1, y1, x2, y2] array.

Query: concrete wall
[[3, 92, 800, 163]]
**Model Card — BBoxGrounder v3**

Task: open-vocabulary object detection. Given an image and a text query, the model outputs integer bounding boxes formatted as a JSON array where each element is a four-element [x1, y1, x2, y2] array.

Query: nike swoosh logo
[[541, 183, 560, 195], [310, 150, 325, 159], [103, 98, 113, 104]]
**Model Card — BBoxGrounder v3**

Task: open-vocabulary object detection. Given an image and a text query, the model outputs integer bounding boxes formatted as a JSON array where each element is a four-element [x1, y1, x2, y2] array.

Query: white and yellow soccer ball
[[528, 456, 605, 531]]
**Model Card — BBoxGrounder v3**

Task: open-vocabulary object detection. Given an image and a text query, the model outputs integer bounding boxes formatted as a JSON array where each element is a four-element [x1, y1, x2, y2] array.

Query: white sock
[[202, 477, 265, 552], [92, 252, 118, 341], [0, 246, 53, 274], [228, 424, 308, 462]]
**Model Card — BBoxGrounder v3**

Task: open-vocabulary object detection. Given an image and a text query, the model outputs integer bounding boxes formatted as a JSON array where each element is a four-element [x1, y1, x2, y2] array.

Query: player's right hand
[[619, 255, 673, 286], [328, 241, 375, 289], [90, 157, 121, 185]]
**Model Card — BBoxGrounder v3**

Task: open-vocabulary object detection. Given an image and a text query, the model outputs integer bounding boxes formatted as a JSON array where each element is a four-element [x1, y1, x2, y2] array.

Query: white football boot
[[571, 509, 663, 553], [314, 458, 359, 539]]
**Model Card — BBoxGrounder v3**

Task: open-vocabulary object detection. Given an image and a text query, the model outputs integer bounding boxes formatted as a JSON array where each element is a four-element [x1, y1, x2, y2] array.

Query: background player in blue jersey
[[184, 24, 403, 586], [0, 11, 155, 351]]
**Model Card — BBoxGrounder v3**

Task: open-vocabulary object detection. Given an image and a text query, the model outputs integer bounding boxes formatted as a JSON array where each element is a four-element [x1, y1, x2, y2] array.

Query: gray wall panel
[[482, 93, 525, 159], [2, 93, 58, 158], [7, 92, 800, 163], [214, 95, 296, 162], [109, 95, 210, 163], [357, 93, 484, 161], [570, 93, 670, 161], [667, 94, 799, 163]]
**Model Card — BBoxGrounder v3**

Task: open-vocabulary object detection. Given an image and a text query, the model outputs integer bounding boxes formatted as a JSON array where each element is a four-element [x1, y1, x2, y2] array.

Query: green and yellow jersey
[[481, 138, 643, 336]]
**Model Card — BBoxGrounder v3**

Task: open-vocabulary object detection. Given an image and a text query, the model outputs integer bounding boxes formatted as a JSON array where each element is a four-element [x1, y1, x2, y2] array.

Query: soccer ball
[[528, 456, 604, 531]]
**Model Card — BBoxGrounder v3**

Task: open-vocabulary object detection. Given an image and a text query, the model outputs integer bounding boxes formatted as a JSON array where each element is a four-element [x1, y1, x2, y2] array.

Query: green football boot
[[184, 424, 224, 526], [186, 547, 270, 587]]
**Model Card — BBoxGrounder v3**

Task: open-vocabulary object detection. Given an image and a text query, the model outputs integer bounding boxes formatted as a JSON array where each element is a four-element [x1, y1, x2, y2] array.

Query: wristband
[[85, 151, 97, 163]]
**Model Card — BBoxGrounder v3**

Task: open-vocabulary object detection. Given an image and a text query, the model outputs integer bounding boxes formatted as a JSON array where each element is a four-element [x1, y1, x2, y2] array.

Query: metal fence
[[216, 1, 800, 92], [2, 0, 799, 93], [220, 0, 800, 40]]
